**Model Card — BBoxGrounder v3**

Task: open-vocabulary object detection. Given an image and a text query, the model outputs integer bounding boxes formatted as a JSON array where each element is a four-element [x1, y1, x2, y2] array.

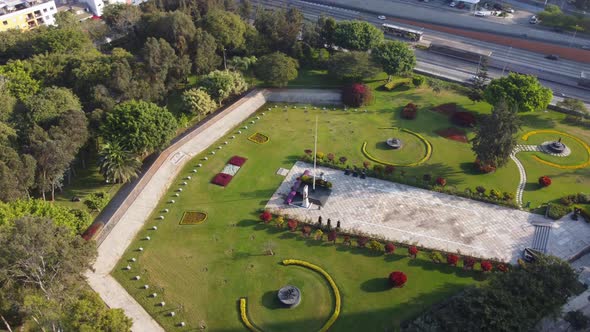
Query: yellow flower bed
[[282, 259, 341, 332], [521, 130, 590, 169], [239, 297, 262, 332], [361, 128, 432, 167]]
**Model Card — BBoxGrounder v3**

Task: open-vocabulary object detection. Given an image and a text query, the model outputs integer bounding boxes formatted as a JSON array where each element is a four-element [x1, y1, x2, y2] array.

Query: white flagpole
[[313, 115, 318, 191]]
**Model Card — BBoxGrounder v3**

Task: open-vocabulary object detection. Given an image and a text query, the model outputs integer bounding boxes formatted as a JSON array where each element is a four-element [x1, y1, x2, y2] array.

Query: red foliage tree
[[447, 254, 459, 266], [357, 236, 369, 248], [343, 83, 372, 107], [385, 243, 396, 254], [389, 271, 408, 288], [287, 219, 298, 232], [401, 103, 418, 119], [260, 211, 272, 223], [436, 177, 447, 187], [480, 260, 493, 272], [327, 230, 338, 244], [539, 176, 552, 187], [408, 246, 418, 258], [463, 257, 476, 270]]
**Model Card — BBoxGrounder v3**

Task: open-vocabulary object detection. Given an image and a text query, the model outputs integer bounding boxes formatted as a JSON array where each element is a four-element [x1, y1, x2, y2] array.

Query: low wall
[[264, 88, 342, 104]]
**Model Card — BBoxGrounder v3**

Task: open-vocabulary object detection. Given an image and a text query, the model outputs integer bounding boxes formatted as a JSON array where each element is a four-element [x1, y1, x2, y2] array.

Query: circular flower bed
[[362, 127, 432, 167], [522, 130, 590, 169]]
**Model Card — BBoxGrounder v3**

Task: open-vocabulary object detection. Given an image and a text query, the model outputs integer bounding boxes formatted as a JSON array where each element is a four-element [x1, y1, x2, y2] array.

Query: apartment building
[[0, 0, 57, 31]]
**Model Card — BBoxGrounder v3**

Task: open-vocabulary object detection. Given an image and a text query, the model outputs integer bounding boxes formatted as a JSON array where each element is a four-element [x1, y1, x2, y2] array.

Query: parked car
[[475, 10, 491, 16], [581, 45, 590, 50], [529, 15, 539, 24], [545, 54, 559, 60], [504, 7, 515, 13], [378, 15, 386, 20], [449, 1, 457, 7], [457, 2, 466, 8]]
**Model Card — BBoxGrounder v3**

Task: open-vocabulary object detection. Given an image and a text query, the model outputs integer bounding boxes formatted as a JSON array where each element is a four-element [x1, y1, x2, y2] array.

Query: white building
[[0, 0, 57, 31]]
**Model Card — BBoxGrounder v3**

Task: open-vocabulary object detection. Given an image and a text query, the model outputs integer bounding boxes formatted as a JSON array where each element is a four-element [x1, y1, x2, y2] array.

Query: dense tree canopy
[[254, 8, 304, 54], [23, 86, 82, 124], [101, 100, 177, 155], [484, 73, 552, 112], [372, 41, 416, 80], [255, 52, 299, 87], [334, 20, 384, 51], [192, 28, 221, 74], [140, 10, 196, 55], [471, 101, 521, 168], [182, 88, 217, 120], [327, 51, 380, 81], [98, 142, 142, 184], [199, 70, 248, 102], [203, 10, 247, 50]]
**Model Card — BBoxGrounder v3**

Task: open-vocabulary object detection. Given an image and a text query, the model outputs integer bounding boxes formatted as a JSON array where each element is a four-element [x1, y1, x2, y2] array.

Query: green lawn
[[111, 72, 590, 331]]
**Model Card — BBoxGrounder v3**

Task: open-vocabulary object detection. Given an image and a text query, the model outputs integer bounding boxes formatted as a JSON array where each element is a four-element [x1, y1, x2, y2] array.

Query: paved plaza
[[266, 162, 590, 263]]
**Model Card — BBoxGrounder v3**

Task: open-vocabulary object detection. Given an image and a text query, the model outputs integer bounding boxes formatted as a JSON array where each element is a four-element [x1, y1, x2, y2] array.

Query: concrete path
[[266, 162, 590, 263], [511, 144, 540, 207], [85, 89, 341, 331]]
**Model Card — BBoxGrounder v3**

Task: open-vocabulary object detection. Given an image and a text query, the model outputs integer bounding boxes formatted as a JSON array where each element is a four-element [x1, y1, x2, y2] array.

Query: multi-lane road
[[257, 0, 590, 105]]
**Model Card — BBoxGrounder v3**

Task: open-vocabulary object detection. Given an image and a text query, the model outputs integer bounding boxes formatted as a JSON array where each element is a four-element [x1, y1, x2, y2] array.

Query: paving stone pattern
[[266, 162, 590, 263]]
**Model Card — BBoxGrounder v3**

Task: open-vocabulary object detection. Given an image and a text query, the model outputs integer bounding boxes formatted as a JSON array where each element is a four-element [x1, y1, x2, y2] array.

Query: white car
[[378, 15, 386, 20], [475, 10, 491, 16], [449, 1, 457, 7], [504, 8, 515, 13]]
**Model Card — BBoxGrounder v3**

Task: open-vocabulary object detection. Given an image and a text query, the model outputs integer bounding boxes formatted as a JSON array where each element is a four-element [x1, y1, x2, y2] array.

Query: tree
[[389, 271, 407, 287], [203, 10, 247, 50], [98, 142, 141, 184], [64, 291, 132, 332], [0, 60, 40, 101], [385, 243, 396, 254], [259, 210, 272, 223], [142, 37, 191, 95], [334, 20, 384, 51], [342, 83, 372, 107], [316, 15, 337, 49], [0, 199, 89, 233], [33, 25, 93, 55], [192, 28, 221, 74], [557, 98, 588, 116], [238, 0, 252, 19], [254, 8, 303, 53], [327, 51, 380, 81], [23, 86, 82, 124], [0, 146, 36, 202], [102, 3, 142, 36], [471, 101, 521, 169], [182, 88, 217, 120], [408, 246, 418, 258], [0, 82, 16, 122], [228, 56, 257, 72], [484, 73, 552, 112], [564, 310, 589, 330], [254, 52, 299, 87], [140, 11, 196, 55], [372, 41, 416, 81], [0, 217, 97, 330], [84, 192, 110, 212], [199, 70, 248, 103]]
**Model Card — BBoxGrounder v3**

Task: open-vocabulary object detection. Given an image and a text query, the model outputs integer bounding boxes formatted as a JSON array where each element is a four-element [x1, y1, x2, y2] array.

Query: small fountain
[[277, 285, 301, 308], [386, 138, 403, 149], [541, 137, 571, 156]]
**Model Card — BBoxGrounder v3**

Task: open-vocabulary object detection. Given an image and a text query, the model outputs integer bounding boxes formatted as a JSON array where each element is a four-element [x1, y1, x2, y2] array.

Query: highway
[[257, 0, 590, 105]]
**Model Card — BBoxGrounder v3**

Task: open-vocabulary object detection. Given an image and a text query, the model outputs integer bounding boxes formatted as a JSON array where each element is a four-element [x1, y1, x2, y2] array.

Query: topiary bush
[[480, 260, 493, 272], [447, 254, 459, 266], [385, 243, 396, 254], [539, 175, 552, 187], [436, 177, 447, 187], [367, 240, 383, 253], [287, 219, 298, 232], [408, 246, 418, 258], [451, 111, 477, 127], [401, 102, 418, 119], [357, 236, 369, 248], [342, 83, 372, 107], [259, 210, 272, 223], [428, 250, 445, 263], [463, 257, 476, 270], [389, 271, 408, 288], [412, 75, 426, 87]]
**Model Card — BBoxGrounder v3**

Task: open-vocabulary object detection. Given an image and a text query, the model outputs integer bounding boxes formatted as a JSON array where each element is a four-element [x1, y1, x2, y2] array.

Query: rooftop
[[0, 0, 52, 15]]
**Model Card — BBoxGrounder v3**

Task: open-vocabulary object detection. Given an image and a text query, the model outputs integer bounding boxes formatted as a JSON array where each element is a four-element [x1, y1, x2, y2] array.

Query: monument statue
[[302, 184, 310, 208]]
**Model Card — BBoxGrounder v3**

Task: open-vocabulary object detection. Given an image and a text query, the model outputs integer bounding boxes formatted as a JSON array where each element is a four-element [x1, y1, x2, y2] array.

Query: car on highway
[[529, 15, 540, 24], [504, 7, 515, 13], [449, 1, 457, 7], [545, 54, 559, 60], [582, 45, 590, 50], [378, 15, 386, 20], [475, 10, 491, 16]]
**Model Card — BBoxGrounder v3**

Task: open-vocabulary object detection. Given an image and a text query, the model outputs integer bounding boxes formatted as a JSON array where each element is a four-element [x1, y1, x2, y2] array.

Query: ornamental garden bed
[[435, 127, 468, 143], [211, 156, 248, 187], [180, 211, 208, 225], [248, 132, 269, 144]]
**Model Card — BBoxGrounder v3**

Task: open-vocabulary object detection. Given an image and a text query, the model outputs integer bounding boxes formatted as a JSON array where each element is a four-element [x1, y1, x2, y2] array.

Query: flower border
[[237, 259, 341, 332], [248, 132, 270, 144], [362, 127, 432, 167], [179, 211, 208, 225], [521, 130, 590, 169]]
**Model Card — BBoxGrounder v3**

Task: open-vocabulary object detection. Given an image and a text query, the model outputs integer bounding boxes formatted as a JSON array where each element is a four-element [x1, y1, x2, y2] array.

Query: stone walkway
[[266, 162, 590, 263]]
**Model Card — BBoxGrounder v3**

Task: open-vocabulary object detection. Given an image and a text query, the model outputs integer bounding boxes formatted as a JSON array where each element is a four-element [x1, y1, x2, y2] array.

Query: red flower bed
[[539, 176, 552, 187], [436, 177, 447, 187], [435, 127, 468, 143], [451, 111, 477, 127], [401, 103, 418, 119], [389, 271, 408, 288], [432, 103, 457, 116], [211, 173, 233, 187], [228, 155, 247, 167]]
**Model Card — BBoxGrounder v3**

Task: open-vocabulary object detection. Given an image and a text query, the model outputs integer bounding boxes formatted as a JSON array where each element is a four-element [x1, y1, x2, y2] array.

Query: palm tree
[[98, 142, 142, 184]]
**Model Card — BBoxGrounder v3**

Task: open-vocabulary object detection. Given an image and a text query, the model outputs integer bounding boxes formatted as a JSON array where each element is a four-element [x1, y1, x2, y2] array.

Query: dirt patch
[[436, 127, 469, 143]]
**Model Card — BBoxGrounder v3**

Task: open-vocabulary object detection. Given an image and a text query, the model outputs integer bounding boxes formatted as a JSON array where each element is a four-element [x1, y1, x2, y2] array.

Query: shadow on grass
[[236, 219, 258, 227], [360, 278, 391, 293], [520, 113, 557, 129], [262, 290, 282, 310], [459, 162, 481, 176]]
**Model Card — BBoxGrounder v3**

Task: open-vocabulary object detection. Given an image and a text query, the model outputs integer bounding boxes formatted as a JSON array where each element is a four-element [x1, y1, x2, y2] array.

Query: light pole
[[569, 25, 580, 47], [501, 46, 512, 75]]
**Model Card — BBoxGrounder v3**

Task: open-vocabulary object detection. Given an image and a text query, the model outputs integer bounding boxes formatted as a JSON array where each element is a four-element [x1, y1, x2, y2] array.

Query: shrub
[[385, 243, 396, 254], [547, 203, 572, 220], [316, 152, 325, 160], [480, 260, 493, 272], [343, 235, 352, 246], [339, 156, 347, 164], [367, 240, 383, 253], [342, 83, 372, 107], [497, 263, 508, 272], [84, 192, 110, 212], [436, 177, 447, 187], [463, 257, 476, 270], [302, 225, 312, 237], [412, 75, 425, 87], [408, 246, 418, 258], [503, 192, 515, 201], [383, 81, 405, 91], [476, 186, 486, 195], [260, 210, 272, 223], [327, 230, 337, 243], [389, 271, 408, 288], [561, 194, 578, 206], [451, 111, 477, 127], [428, 251, 445, 263], [357, 236, 369, 248], [577, 193, 590, 204], [490, 189, 502, 200], [401, 102, 418, 119], [474, 159, 496, 173], [539, 176, 552, 187], [363, 161, 371, 169], [287, 219, 298, 232], [373, 164, 384, 174], [385, 165, 395, 175], [327, 153, 335, 163], [447, 254, 459, 266], [304, 149, 312, 155], [423, 174, 432, 182], [564, 310, 590, 331], [275, 215, 285, 228], [314, 229, 324, 240]]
